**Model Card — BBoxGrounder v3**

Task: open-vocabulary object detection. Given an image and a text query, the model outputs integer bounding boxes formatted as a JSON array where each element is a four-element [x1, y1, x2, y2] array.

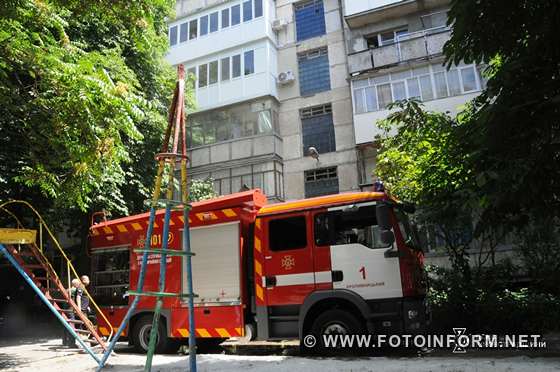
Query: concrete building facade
[[168, 0, 358, 201], [340, 0, 485, 187]]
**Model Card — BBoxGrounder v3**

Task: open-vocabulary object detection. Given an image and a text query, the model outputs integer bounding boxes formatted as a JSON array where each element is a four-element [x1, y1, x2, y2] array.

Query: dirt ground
[[0, 337, 559, 372]]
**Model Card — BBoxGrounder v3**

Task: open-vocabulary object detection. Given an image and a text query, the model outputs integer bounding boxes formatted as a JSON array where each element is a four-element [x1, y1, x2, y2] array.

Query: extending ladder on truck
[[98, 64, 198, 372], [0, 204, 114, 366]]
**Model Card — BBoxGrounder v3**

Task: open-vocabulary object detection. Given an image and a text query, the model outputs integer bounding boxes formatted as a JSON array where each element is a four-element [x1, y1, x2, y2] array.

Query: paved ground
[[0, 337, 559, 372]]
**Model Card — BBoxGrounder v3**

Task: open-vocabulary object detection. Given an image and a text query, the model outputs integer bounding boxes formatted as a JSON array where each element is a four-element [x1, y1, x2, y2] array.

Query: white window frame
[[351, 63, 481, 115]]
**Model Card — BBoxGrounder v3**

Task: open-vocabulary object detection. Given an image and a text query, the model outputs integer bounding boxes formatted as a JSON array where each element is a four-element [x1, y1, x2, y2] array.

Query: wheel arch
[[299, 290, 371, 338], [129, 309, 172, 343]]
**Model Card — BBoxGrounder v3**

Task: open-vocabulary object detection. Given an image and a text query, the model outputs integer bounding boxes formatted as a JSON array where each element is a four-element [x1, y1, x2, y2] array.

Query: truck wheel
[[132, 315, 179, 354], [305, 309, 364, 355], [239, 323, 256, 343]]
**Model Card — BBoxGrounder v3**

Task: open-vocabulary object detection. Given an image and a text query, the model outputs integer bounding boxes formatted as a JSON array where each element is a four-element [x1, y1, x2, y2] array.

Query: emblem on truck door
[[281, 255, 295, 270]]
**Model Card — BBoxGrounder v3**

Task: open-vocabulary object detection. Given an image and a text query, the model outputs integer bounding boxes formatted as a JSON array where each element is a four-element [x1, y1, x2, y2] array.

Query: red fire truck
[[88, 189, 426, 353]]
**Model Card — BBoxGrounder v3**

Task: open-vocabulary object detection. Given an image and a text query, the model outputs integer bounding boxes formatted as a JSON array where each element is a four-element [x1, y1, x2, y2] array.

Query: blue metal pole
[[0, 244, 101, 364], [183, 205, 197, 372], [97, 207, 158, 370]]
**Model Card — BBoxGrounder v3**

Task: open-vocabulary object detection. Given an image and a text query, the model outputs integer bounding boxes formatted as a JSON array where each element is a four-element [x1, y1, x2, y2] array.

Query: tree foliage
[[189, 178, 218, 203], [444, 0, 560, 227], [0, 0, 182, 220]]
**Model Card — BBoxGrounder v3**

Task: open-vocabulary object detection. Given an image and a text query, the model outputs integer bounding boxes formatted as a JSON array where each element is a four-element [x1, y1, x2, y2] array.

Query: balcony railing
[[348, 27, 451, 74]]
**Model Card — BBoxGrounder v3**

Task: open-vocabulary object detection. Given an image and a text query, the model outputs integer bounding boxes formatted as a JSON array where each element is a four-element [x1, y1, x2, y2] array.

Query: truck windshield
[[395, 210, 422, 251]]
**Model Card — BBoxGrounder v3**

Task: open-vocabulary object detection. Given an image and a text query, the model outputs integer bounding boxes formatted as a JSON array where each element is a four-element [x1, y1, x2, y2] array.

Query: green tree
[[444, 0, 560, 227], [188, 179, 218, 203], [0, 0, 185, 225], [375, 100, 474, 274]]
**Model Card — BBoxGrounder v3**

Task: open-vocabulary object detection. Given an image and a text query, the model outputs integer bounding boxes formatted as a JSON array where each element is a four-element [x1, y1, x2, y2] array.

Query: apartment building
[[341, 0, 485, 187], [168, 0, 358, 201]]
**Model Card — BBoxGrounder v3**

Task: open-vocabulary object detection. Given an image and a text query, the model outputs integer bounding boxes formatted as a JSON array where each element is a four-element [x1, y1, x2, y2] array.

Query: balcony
[[188, 133, 283, 169], [344, 0, 449, 28], [348, 27, 451, 74]]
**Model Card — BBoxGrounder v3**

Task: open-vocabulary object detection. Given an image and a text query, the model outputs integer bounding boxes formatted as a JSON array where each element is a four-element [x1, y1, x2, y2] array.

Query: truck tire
[[305, 309, 364, 355], [132, 315, 180, 354]]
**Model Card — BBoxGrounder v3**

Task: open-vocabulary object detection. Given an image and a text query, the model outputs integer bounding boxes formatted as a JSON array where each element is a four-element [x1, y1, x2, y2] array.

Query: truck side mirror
[[376, 203, 395, 246], [376, 203, 392, 230], [380, 230, 395, 246]]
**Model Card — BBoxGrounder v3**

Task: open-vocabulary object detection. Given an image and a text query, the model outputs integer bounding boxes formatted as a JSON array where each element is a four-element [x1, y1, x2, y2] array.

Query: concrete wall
[[275, 0, 358, 200]]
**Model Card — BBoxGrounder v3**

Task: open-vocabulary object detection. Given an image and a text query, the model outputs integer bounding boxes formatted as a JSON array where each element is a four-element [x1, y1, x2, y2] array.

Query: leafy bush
[[427, 264, 560, 333]]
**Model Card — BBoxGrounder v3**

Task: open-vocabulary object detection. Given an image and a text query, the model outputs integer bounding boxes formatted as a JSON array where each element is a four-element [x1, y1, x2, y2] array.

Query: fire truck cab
[[88, 189, 426, 353]]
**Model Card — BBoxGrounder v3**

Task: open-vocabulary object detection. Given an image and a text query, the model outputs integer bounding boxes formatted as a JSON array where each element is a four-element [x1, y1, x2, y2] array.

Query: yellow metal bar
[[152, 161, 166, 207], [181, 159, 188, 204], [0, 200, 115, 343]]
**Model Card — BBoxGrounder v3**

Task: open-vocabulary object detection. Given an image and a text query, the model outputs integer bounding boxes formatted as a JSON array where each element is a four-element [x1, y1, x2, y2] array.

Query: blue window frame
[[301, 104, 335, 154], [222, 8, 230, 28], [210, 12, 219, 32], [244, 50, 254, 75], [169, 26, 178, 46], [298, 48, 331, 96], [231, 4, 241, 25], [243, 0, 253, 22], [200, 15, 209, 36], [179, 22, 188, 43], [295, 0, 326, 41], [255, 0, 263, 18]]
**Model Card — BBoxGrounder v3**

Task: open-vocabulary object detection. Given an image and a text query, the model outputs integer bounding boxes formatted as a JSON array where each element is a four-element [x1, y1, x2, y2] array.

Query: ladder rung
[[67, 319, 84, 324], [154, 198, 184, 206], [49, 298, 68, 302], [11, 249, 35, 257], [134, 249, 195, 257], [33, 276, 49, 281], [128, 290, 198, 299], [75, 329, 91, 334], [24, 264, 44, 269]]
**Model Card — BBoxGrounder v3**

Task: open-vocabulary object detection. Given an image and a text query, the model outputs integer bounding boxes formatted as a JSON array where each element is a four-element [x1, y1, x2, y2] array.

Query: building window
[[210, 11, 219, 33], [352, 63, 481, 114], [255, 0, 263, 18], [189, 19, 198, 39], [222, 8, 230, 28], [305, 167, 339, 198], [295, 0, 326, 41], [200, 15, 209, 36], [169, 25, 178, 46], [208, 161, 283, 199], [232, 54, 241, 78], [366, 28, 408, 49], [298, 48, 331, 96], [269, 216, 307, 252], [179, 22, 188, 43], [209, 61, 218, 85], [198, 64, 208, 88], [221, 57, 230, 81], [301, 104, 335, 155], [187, 67, 196, 89], [243, 0, 253, 22], [232, 4, 241, 25], [244, 50, 254, 75], [187, 101, 277, 147]]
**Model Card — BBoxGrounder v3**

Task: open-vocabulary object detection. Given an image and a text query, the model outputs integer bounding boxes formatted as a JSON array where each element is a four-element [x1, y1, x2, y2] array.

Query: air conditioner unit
[[272, 18, 288, 31], [277, 70, 295, 85]]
